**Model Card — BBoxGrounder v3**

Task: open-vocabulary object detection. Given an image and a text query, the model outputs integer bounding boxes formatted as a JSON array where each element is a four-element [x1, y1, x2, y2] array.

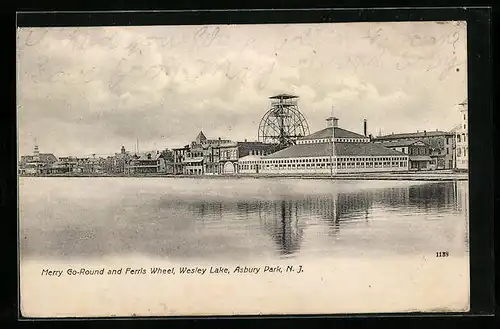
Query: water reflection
[[19, 180, 468, 260]]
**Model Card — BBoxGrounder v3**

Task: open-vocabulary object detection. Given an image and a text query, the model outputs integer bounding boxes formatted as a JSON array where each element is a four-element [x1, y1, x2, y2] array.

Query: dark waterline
[[19, 178, 469, 261]]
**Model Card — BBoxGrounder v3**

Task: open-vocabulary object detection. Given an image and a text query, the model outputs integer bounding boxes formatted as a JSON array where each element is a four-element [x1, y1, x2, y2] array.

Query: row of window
[[186, 149, 269, 158], [241, 164, 257, 170], [260, 161, 408, 169], [409, 148, 429, 156], [297, 138, 369, 144], [260, 156, 407, 164], [457, 147, 468, 157], [248, 150, 267, 156]]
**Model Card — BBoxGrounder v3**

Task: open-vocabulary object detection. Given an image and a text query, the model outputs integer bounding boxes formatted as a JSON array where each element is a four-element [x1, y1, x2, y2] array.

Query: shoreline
[[19, 172, 468, 181]]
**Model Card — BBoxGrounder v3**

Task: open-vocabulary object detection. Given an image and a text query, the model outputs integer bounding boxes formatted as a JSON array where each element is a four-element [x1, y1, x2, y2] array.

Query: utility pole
[[330, 104, 336, 178]]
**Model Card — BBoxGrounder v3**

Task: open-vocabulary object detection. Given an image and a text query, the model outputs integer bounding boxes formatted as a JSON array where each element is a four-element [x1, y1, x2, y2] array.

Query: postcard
[[17, 19, 469, 317]]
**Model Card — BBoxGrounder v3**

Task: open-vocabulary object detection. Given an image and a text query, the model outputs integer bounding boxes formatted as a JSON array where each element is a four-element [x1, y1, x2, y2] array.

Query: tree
[[160, 149, 174, 163]]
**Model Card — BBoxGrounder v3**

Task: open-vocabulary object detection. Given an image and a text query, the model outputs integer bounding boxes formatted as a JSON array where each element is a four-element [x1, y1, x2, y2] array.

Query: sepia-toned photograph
[[17, 19, 470, 317]]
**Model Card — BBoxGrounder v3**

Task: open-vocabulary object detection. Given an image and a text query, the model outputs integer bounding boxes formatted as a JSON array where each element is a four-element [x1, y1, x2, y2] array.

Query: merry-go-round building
[[253, 117, 409, 175]]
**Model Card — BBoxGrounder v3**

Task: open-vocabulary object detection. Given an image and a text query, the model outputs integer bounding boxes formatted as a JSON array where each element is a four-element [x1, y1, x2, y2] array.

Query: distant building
[[172, 131, 278, 175], [454, 99, 468, 171], [172, 145, 191, 175], [173, 131, 233, 175], [19, 145, 57, 175], [378, 139, 433, 171], [52, 156, 79, 173], [103, 156, 115, 174], [126, 151, 165, 174], [238, 155, 262, 174], [48, 161, 70, 174], [113, 146, 132, 174], [218, 140, 278, 175], [76, 157, 104, 174], [373, 129, 456, 170], [258, 117, 409, 174]]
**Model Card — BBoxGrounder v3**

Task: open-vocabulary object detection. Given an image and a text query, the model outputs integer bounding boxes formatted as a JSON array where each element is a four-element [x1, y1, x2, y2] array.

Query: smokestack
[[363, 119, 367, 137]]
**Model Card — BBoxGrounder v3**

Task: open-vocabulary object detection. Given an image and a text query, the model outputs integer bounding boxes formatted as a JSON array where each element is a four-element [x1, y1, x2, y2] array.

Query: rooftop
[[374, 130, 453, 140], [239, 155, 262, 162], [22, 153, 58, 163], [269, 93, 298, 99], [195, 131, 207, 143], [300, 127, 367, 140], [378, 139, 428, 147], [263, 142, 405, 159], [133, 151, 162, 161]]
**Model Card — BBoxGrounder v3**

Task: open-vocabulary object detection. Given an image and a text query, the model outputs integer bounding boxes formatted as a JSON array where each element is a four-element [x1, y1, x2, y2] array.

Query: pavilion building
[[258, 117, 409, 174]]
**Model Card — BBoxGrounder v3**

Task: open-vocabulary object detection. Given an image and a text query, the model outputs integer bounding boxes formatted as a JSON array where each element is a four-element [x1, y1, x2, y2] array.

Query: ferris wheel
[[257, 94, 310, 147]]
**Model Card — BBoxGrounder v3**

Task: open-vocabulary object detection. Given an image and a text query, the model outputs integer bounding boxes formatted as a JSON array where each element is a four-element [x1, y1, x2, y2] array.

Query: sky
[[17, 21, 467, 158]]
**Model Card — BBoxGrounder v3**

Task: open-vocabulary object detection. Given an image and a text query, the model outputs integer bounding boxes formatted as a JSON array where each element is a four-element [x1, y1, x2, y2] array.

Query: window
[[463, 148, 467, 157], [446, 149, 449, 155], [457, 135, 461, 142], [457, 148, 462, 157]]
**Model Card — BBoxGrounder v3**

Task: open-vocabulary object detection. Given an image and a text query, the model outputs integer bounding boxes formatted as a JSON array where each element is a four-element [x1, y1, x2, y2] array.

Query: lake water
[[19, 177, 469, 262]]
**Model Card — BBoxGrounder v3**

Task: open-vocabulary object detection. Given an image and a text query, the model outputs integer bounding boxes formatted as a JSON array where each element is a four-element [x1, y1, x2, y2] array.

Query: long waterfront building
[[255, 117, 409, 174]]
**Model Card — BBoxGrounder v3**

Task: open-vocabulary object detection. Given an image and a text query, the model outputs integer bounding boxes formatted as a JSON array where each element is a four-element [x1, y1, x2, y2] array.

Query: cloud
[[17, 22, 467, 157]]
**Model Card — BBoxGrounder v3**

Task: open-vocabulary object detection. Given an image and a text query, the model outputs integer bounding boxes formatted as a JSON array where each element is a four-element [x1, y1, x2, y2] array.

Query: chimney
[[326, 116, 339, 128], [245, 139, 247, 142], [363, 119, 367, 137], [121, 146, 125, 154], [424, 130, 427, 136]]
